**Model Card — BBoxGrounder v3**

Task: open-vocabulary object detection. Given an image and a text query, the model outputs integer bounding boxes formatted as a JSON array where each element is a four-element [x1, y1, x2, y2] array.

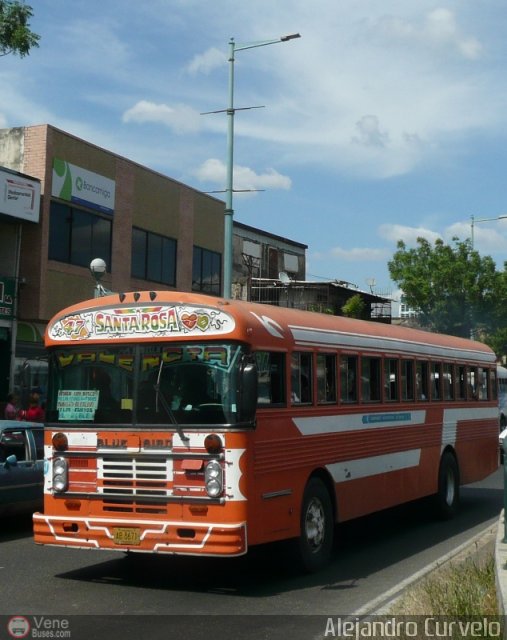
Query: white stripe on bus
[[326, 449, 421, 483], [289, 326, 495, 363]]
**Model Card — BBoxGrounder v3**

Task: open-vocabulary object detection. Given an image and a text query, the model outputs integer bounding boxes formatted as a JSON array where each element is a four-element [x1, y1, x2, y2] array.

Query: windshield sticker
[[57, 390, 98, 421], [48, 305, 235, 342]]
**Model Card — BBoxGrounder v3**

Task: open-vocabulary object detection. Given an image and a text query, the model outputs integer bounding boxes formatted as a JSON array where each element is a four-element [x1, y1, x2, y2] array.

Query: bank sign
[[0, 168, 41, 222], [52, 158, 115, 214]]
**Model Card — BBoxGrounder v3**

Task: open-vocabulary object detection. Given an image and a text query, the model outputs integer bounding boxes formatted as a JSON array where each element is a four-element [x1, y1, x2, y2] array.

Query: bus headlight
[[53, 457, 68, 493], [205, 460, 223, 498]]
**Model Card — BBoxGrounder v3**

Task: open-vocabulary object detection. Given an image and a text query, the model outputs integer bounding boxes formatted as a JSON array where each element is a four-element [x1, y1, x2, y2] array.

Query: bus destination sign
[[48, 305, 235, 342]]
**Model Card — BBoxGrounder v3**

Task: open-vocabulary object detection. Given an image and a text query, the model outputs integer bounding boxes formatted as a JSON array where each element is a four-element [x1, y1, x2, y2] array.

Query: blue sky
[[3, 1, 507, 296]]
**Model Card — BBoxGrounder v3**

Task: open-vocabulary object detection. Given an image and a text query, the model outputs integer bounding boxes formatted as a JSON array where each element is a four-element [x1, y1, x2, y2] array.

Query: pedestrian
[[4, 393, 19, 419], [26, 392, 45, 422]]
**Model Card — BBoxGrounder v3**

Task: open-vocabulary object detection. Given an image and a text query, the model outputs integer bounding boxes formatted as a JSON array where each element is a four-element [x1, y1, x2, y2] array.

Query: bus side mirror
[[239, 360, 258, 424]]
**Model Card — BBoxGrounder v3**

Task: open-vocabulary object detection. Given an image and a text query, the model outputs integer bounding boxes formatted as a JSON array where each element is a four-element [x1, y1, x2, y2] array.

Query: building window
[[192, 246, 221, 295], [131, 227, 176, 286], [48, 201, 112, 268]]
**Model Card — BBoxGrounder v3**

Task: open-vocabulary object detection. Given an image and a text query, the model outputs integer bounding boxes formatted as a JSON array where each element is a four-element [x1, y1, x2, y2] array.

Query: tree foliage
[[388, 236, 505, 342], [0, 1, 39, 58], [342, 293, 367, 319]]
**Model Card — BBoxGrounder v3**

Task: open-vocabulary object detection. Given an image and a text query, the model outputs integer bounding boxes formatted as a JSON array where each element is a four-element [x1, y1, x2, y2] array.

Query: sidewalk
[[495, 510, 507, 615]]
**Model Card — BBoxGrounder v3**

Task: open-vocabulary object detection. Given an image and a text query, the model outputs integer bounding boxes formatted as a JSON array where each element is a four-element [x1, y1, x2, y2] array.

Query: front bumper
[[33, 512, 247, 557]]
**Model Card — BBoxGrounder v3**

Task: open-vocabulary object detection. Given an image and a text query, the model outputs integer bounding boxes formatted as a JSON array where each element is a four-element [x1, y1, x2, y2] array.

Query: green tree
[[342, 293, 366, 319], [0, 1, 39, 58], [388, 236, 502, 339]]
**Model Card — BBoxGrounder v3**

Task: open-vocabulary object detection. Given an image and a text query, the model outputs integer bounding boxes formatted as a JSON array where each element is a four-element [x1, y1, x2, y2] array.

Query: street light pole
[[223, 33, 300, 299], [470, 214, 507, 249]]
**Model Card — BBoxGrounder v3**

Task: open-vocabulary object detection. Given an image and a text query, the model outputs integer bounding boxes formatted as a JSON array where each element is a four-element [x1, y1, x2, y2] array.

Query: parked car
[[0, 420, 44, 516]]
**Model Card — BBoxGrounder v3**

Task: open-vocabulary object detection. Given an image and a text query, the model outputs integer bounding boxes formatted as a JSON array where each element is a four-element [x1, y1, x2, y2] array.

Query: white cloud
[[194, 158, 291, 192], [446, 219, 507, 252], [187, 47, 226, 75], [122, 100, 201, 134], [424, 8, 482, 59], [378, 224, 442, 245], [327, 247, 390, 262], [372, 8, 482, 60], [353, 115, 390, 148], [59, 19, 131, 73]]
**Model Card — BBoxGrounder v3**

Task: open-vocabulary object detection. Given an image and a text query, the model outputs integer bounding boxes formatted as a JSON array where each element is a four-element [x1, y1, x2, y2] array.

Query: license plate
[[113, 527, 141, 545]]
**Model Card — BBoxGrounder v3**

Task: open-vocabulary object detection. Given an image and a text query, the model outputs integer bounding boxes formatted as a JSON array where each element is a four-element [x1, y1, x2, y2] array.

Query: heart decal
[[197, 314, 210, 331], [181, 313, 197, 330]]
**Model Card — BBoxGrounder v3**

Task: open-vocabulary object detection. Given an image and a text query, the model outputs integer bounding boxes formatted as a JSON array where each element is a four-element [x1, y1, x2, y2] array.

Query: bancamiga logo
[[75, 175, 111, 200]]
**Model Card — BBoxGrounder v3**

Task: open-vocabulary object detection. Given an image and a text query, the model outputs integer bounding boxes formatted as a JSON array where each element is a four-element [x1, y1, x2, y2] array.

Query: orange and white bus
[[33, 290, 499, 571]]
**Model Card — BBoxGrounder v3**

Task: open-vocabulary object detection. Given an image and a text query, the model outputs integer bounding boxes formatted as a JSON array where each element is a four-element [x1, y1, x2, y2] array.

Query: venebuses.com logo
[[6, 616, 71, 638], [7, 617, 30, 638]]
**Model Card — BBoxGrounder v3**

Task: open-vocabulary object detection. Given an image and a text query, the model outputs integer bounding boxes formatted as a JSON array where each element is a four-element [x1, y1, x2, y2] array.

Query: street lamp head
[[281, 33, 301, 41], [90, 258, 107, 282]]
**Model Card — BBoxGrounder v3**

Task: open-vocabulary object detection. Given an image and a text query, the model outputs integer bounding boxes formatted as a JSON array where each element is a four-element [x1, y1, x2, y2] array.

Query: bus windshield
[[45, 342, 247, 426]]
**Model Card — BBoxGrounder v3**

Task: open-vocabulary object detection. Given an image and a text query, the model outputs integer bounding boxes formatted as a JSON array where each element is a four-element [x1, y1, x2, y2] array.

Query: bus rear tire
[[435, 451, 460, 520], [296, 477, 333, 573]]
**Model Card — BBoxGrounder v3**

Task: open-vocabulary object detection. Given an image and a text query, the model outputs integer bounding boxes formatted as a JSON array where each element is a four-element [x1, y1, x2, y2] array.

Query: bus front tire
[[297, 477, 334, 573], [435, 451, 460, 520]]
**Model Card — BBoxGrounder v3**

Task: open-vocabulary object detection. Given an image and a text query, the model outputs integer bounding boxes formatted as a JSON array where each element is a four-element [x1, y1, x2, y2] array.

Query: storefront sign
[[0, 168, 41, 222], [0, 277, 15, 319], [52, 158, 115, 214]]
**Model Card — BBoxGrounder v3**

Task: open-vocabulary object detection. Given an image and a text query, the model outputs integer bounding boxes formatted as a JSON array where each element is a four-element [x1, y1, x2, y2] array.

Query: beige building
[[0, 124, 225, 407]]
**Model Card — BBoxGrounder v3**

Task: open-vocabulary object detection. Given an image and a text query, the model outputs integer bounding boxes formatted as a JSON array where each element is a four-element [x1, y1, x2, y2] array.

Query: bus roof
[[45, 290, 496, 364]]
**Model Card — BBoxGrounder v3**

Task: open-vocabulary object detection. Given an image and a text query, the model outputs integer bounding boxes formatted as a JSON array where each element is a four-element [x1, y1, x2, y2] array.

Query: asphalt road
[[0, 467, 503, 640]]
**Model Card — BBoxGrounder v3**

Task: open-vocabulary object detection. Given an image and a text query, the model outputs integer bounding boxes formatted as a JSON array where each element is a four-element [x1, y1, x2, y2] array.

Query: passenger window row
[[255, 351, 495, 407]]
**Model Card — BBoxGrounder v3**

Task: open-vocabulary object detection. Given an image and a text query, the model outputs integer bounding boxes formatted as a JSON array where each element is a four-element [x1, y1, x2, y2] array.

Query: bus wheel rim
[[305, 497, 325, 551]]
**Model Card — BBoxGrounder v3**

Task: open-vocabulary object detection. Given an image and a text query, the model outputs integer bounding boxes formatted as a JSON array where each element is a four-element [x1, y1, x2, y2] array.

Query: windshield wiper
[[153, 382, 190, 445]]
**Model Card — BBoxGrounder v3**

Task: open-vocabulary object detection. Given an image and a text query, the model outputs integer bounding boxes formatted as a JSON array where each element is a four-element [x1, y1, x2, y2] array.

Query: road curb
[[354, 522, 498, 616]]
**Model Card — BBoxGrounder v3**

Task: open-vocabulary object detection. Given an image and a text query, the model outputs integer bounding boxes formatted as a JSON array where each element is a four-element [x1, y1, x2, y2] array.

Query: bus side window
[[401, 360, 414, 401], [291, 352, 312, 404], [255, 352, 286, 406], [478, 367, 488, 400], [431, 362, 442, 400], [467, 367, 478, 400], [317, 354, 337, 404], [384, 358, 399, 402], [416, 361, 429, 401], [442, 363, 454, 400], [340, 355, 357, 403], [457, 365, 466, 400], [361, 357, 381, 402]]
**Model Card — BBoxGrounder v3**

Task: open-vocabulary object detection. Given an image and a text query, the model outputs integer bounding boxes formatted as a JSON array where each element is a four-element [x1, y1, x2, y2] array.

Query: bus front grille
[[98, 455, 172, 500]]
